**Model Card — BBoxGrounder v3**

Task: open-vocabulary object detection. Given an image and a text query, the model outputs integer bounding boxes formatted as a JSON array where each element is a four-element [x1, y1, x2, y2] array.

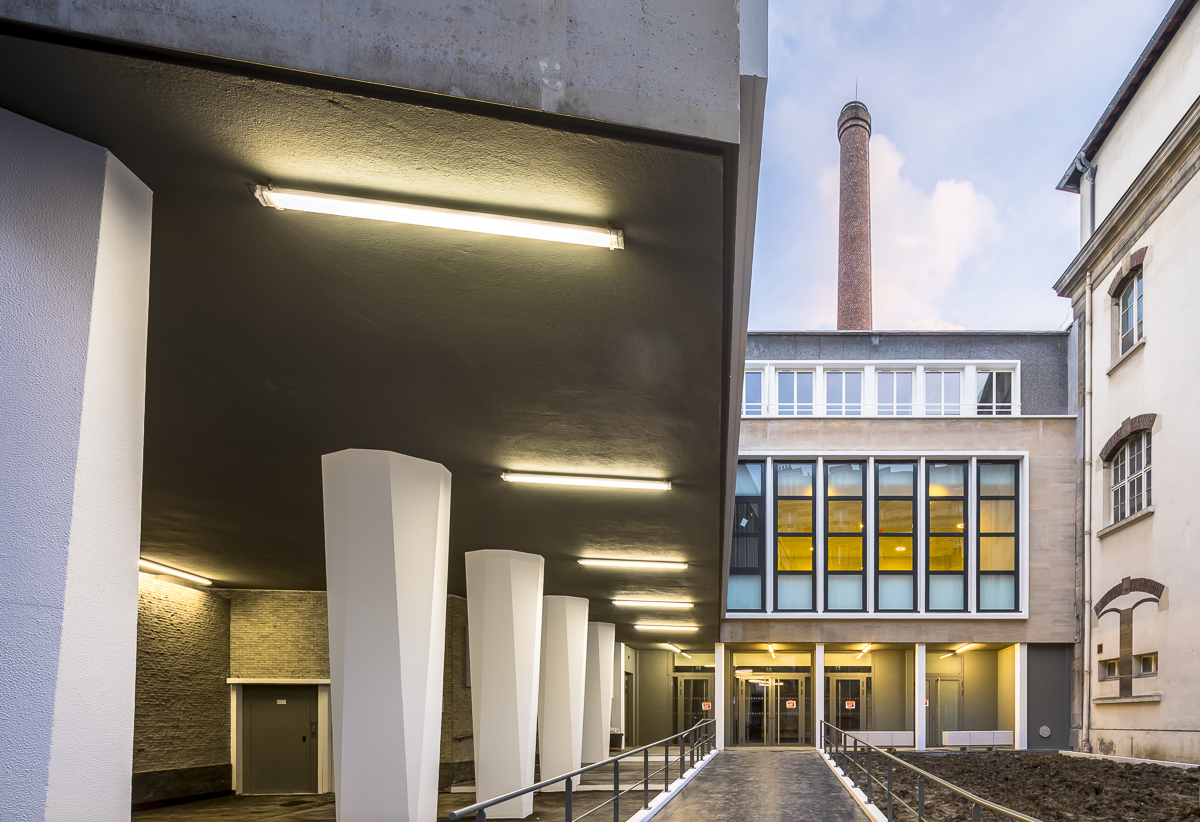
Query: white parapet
[[539, 596, 589, 790], [582, 622, 616, 763], [466, 550, 546, 818], [322, 449, 452, 822]]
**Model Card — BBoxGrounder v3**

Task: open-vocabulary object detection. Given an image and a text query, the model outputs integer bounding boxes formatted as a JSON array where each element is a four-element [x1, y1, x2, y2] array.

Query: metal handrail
[[819, 721, 1043, 822], [448, 719, 716, 822]]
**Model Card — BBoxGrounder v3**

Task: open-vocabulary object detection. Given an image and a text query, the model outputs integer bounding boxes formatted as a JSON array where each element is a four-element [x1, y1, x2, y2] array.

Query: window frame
[[742, 370, 764, 416], [923, 370, 962, 416], [976, 460, 1020, 613], [1110, 431, 1151, 525], [1118, 272, 1144, 356], [728, 460, 766, 612], [925, 460, 968, 613], [975, 370, 1014, 415], [825, 370, 863, 416], [874, 460, 918, 613], [823, 461, 867, 612], [776, 370, 815, 416], [1135, 652, 1158, 677], [774, 461, 817, 612], [876, 371, 914, 416]]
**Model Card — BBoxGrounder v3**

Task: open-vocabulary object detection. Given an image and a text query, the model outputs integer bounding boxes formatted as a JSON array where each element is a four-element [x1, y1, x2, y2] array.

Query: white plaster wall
[[0, 106, 151, 822], [581, 622, 615, 764], [3, 0, 745, 143], [1085, 159, 1200, 762], [1091, 9, 1200, 224]]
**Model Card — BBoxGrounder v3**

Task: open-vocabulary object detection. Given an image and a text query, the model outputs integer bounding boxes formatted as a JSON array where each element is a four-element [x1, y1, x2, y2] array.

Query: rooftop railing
[[448, 719, 716, 822]]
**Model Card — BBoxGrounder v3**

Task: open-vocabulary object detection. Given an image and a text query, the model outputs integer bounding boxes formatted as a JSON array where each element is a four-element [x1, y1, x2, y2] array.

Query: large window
[[826, 371, 862, 415], [729, 462, 765, 610], [825, 462, 865, 610], [877, 371, 913, 415], [926, 462, 966, 611], [777, 371, 814, 415], [876, 462, 916, 610], [743, 371, 763, 416], [1119, 273, 1143, 355], [1111, 432, 1151, 523], [775, 462, 815, 610], [976, 371, 1013, 415], [925, 371, 961, 415], [978, 461, 1018, 611]]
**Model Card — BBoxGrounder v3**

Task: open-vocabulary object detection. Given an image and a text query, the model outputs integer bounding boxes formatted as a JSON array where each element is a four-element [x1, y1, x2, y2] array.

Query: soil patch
[[842, 751, 1200, 821]]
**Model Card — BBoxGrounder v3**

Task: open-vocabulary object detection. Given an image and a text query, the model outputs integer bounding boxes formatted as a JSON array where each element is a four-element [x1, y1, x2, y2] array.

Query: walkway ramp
[[653, 749, 866, 822]]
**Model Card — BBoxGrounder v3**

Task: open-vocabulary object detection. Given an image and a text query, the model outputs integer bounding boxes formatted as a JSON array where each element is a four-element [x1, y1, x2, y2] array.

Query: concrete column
[[0, 107, 152, 822], [538, 596, 589, 789], [466, 551, 545, 818], [611, 641, 626, 743], [1015, 643, 1029, 750], [582, 622, 616, 763], [322, 449, 452, 822], [914, 643, 927, 750], [714, 642, 726, 749], [813, 644, 825, 747]]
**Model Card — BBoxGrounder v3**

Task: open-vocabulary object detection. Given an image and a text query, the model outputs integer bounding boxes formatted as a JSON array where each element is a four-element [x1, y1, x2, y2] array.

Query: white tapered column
[[466, 551, 545, 818], [582, 622, 616, 763], [715, 642, 726, 749], [322, 449, 452, 822], [538, 596, 589, 789]]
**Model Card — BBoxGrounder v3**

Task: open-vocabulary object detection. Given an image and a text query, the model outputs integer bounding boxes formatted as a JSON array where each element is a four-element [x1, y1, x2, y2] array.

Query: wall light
[[612, 600, 693, 608], [634, 624, 699, 631], [138, 558, 212, 586], [255, 185, 624, 249], [856, 643, 872, 660], [579, 559, 688, 570], [665, 643, 692, 659], [503, 472, 670, 490], [940, 643, 975, 659]]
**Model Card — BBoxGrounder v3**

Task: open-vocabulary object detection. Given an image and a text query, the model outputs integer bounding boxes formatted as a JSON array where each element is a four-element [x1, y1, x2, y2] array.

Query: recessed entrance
[[926, 676, 963, 746], [827, 674, 871, 732], [734, 674, 809, 745]]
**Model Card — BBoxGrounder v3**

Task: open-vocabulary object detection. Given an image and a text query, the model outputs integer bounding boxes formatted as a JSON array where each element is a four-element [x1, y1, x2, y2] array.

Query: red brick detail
[[1107, 246, 1149, 298], [1099, 413, 1157, 464], [837, 102, 872, 330], [1095, 577, 1165, 616]]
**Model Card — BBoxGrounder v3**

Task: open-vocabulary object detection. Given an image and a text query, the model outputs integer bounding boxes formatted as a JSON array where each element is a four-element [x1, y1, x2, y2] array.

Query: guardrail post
[[565, 777, 573, 822], [613, 759, 620, 822], [866, 748, 872, 804], [476, 810, 486, 822], [851, 738, 858, 787], [665, 742, 670, 792], [643, 747, 650, 809], [886, 759, 893, 821], [918, 775, 924, 821], [972, 802, 981, 822]]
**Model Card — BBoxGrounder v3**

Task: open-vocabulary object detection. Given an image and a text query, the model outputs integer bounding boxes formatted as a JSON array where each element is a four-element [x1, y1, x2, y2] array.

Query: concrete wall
[[746, 331, 1070, 415], [133, 576, 231, 806], [2, 0, 746, 143], [227, 590, 329, 679], [636, 650, 674, 744], [963, 651, 998, 731], [998, 645, 1016, 734], [1091, 7, 1200, 225], [871, 650, 911, 731]]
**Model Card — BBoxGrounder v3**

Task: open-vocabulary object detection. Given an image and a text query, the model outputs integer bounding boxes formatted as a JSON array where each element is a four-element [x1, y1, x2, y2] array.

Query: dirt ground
[[870, 752, 1200, 821]]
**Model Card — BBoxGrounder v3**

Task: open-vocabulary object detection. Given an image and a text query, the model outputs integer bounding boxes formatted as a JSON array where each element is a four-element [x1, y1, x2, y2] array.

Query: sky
[[749, 0, 1177, 331]]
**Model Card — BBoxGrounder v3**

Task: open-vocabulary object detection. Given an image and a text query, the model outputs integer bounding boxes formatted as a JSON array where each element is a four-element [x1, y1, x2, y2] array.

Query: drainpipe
[[1081, 265, 1095, 753]]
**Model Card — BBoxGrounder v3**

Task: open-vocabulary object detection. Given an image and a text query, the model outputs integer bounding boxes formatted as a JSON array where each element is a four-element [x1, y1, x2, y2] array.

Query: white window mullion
[[917, 456, 926, 612], [915, 365, 926, 415], [815, 366, 826, 416], [968, 456, 978, 613], [866, 456, 875, 611], [816, 456, 825, 611], [765, 456, 775, 612]]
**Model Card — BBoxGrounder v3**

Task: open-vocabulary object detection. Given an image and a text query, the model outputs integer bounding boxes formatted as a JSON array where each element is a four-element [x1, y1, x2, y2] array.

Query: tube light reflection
[[579, 559, 688, 570], [503, 472, 670, 490], [634, 624, 699, 631], [255, 186, 624, 249], [612, 599, 693, 608], [139, 559, 212, 586], [665, 643, 692, 659]]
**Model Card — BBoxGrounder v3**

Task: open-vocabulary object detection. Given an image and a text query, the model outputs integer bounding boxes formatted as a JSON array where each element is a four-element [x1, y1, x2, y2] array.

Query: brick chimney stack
[[837, 101, 872, 330]]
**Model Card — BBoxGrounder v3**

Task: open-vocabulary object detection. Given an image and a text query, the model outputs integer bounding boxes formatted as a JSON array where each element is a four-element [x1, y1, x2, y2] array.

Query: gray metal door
[[925, 677, 963, 747], [245, 685, 318, 794]]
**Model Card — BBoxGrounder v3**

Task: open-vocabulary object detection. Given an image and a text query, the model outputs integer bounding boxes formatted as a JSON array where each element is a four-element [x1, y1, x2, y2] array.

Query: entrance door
[[675, 676, 713, 735], [772, 677, 804, 745], [828, 676, 871, 733], [735, 676, 808, 746], [624, 672, 634, 746], [926, 677, 963, 747], [244, 685, 318, 794], [738, 678, 768, 744]]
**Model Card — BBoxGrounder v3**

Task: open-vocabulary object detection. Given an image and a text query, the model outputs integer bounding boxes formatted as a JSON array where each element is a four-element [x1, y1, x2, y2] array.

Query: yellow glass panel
[[980, 500, 1015, 533], [828, 536, 863, 571], [929, 500, 964, 533], [777, 536, 813, 571], [878, 537, 913, 570], [929, 537, 964, 571], [777, 499, 812, 534], [980, 537, 1015, 571], [828, 500, 863, 533], [878, 500, 913, 534]]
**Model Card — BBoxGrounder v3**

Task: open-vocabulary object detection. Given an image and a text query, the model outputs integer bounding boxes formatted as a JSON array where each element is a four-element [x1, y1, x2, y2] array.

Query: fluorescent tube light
[[579, 559, 688, 570], [612, 600, 693, 608], [634, 624, 699, 631], [856, 643, 871, 660], [503, 472, 670, 490], [940, 643, 975, 659], [139, 559, 212, 586], [767, 643, 777, 659], [665, 643, 692, 659], [255, 185, 624, 249]]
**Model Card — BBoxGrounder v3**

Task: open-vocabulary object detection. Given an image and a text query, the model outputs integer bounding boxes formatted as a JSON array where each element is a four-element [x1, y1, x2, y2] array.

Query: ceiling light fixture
[[856, 643, 872, 660], [634, 624, 699, 632], [665, 643, 692, 659], [502, 472, 670, 490], [767, 643, 777, 659], [612, 599, 693, 608], [138, 559, 212, 586], [578, 559, 688, 570], [255, 185, 624, 249], [940, 643, 976, 659]]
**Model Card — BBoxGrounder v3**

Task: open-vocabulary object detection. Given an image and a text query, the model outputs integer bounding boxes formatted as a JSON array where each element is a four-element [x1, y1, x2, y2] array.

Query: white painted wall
[[1091, 9, 1200, 225], [610, 641, 626, 741], [322, 449, 452, 822], [581, 622, 616, 764], [0, 106, 151, 822], [538, 596, 589, 789]]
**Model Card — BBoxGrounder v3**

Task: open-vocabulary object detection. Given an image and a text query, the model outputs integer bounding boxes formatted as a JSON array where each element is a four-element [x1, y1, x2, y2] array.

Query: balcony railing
[[741, 401, 1016, 417]]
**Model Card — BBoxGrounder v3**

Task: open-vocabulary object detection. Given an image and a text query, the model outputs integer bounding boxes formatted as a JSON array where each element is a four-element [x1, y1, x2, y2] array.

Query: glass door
[[739, 678, 768, 744], [828, 675, 871, 732], [926, 677, 963, 747], [675, 676, 714, 734], [772, 677, 804, 745]]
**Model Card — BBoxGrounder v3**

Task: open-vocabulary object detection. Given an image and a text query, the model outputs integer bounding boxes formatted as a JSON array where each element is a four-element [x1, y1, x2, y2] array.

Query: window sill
[[1093, 693, 1161, 704], [1097, 505, 1154, 540], [1107, 336, 1146, 376]]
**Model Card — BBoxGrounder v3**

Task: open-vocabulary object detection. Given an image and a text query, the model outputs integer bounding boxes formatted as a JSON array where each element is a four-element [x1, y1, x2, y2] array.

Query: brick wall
[[227, 590, 330, 679], [134, 574, 230, 773], [440, 595, 473, 785]]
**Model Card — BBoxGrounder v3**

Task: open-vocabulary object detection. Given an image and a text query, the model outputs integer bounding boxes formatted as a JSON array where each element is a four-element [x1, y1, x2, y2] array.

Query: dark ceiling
[[0, 24, 737, 647]]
